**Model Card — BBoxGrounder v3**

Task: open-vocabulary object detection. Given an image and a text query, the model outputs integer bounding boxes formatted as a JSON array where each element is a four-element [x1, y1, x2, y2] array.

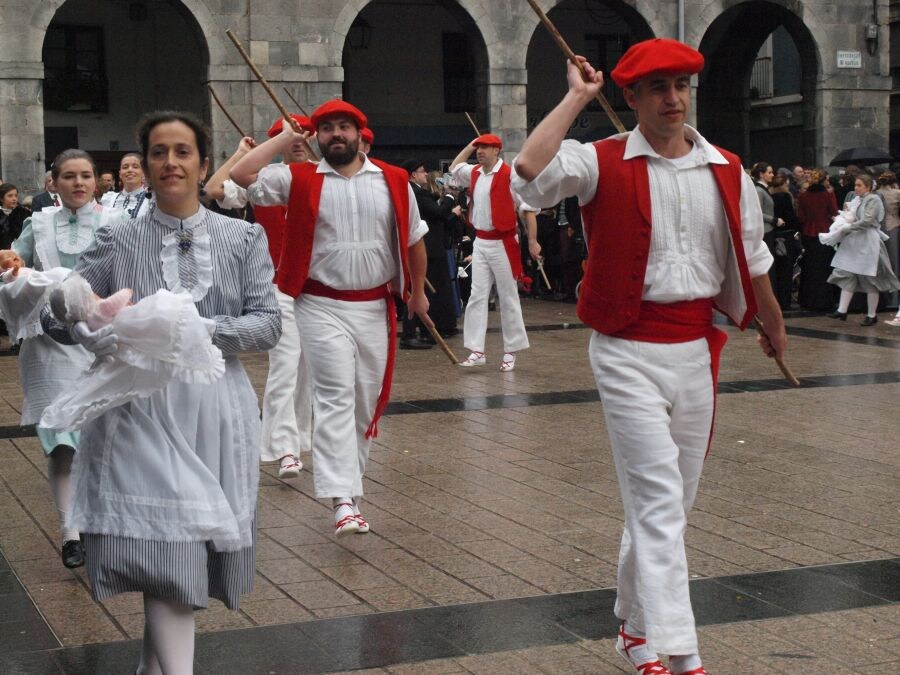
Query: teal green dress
[[12, 201, 125, 454]]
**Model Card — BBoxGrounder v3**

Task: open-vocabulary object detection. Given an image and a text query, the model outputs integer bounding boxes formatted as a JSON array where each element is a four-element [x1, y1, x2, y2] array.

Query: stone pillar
[[0, 62, 45, 193], [487, 68, 528, 162]]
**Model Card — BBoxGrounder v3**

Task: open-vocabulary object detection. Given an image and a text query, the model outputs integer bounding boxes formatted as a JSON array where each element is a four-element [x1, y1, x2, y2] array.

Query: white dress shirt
[[452, 158, 537, 232], [248, 155, 427, 290], [512, 125, 772, 303]]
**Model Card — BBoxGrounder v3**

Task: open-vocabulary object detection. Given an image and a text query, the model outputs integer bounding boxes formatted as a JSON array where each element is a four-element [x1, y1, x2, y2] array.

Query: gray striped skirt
[[84, 525, 256, 610]]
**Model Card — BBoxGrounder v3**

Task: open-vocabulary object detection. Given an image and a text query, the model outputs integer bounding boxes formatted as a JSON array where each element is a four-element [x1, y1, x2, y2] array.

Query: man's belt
[[475, 228, 523, 280]]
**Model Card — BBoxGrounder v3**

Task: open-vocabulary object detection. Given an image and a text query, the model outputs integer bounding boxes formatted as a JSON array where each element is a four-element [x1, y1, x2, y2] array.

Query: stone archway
[[696, 1, 821, 167], [339, 0, 490, 166], [525, 0, 655, 139], [40, 0, 210, 173]]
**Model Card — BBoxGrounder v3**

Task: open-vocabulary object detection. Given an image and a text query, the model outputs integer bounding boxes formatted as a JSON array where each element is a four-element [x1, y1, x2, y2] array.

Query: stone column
[[0, 62, 46, 193], [487, 68, 528, 162]]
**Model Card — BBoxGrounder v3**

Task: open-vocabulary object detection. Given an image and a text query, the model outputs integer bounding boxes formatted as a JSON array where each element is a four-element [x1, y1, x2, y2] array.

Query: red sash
[[301, 279, 396, 439], [611, 298, 728, 457], [475, 228, 523, 280]]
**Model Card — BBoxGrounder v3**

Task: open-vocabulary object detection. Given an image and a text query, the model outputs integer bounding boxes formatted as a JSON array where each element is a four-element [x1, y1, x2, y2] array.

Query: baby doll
[[0, 249, 29, 282], [819, 196, 861, 246], [48, 273, 133, 331]]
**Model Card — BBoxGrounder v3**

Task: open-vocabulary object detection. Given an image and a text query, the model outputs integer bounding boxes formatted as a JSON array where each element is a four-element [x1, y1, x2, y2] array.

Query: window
[[42, 24, 108, 112], [443, 32, 476, 113], [583, 33, 631, 111]]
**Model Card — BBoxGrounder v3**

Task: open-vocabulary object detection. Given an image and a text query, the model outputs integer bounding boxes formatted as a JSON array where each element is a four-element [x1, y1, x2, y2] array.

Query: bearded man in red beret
[[231, 100, 429, 537], [450, 134, 541, 372], [514, 38, 787, 675]]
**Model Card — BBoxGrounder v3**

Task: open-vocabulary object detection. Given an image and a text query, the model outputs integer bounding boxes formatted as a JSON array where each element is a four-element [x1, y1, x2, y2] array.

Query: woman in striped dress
[[45, 111, 280, 674], [10, 149, 126, 569]]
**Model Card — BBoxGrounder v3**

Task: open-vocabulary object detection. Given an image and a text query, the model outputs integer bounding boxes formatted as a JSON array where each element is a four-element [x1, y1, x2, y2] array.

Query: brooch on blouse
[[176, 230, 193, 253]]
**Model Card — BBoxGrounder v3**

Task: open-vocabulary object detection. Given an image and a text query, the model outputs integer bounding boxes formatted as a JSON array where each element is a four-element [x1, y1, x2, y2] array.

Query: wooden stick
[[282, 88, 310, 117], [225, 29, 319, 161], [207, 84, 246, 137], [419, 312, 458, 364], [464, 112, 481, 136], [424, 277, 436, 294], [753, 317, 801, 386], [524, 0, 626, 133], [535, 259, 552, 290]]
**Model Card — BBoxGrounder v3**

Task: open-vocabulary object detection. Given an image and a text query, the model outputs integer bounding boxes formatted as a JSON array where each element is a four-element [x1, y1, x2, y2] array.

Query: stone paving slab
[[0, 300, 897, 665]]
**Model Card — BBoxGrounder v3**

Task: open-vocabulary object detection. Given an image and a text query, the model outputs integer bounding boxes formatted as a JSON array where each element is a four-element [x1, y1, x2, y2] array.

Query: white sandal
[[458, 351, 485, 367]]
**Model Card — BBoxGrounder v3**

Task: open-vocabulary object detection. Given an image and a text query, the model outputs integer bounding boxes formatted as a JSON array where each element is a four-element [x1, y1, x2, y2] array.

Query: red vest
[[278, 159, 412, 299], [469, 161, 517, 232], [254, 204, 287, 281], [470, 161, 523, 278], [576, 137, 757, 334]]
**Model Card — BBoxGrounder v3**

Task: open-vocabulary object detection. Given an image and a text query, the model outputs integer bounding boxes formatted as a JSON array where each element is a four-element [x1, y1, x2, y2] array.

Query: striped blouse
[[45, 205, 280, 355]]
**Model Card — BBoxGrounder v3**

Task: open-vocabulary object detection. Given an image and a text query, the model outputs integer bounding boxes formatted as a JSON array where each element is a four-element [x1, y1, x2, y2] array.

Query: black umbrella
[[828, 147, 893, 167]]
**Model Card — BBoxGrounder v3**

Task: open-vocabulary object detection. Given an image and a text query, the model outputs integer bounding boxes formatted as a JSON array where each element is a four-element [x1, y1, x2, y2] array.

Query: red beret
[[267, 114, 313, 138], [610, 38, 704, 88], [473, 133, 502, 149], [310, 100, 368, 130], [360, 127, 374, 145]]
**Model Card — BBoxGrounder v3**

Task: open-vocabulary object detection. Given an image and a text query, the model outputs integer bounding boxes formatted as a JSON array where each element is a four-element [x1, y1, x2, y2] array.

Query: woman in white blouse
[[100, 152, 152, 218]]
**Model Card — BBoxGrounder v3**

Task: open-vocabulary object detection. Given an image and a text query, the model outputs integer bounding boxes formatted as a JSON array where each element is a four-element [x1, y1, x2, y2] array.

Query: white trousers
[[589, 332, 714, 655], [294, 294, 388, 498], [260, 288, 312, 463], [463, 237, 529, 354]]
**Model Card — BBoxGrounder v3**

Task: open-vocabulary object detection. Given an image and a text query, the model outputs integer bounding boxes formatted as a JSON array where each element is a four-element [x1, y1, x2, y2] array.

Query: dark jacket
[[0, 206, 28, 249], [30, 191, 58, 212], [410, 182, 459, 258]]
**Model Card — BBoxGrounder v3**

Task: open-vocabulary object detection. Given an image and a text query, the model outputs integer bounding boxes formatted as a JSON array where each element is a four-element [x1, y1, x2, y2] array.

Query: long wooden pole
[[207, 84, 246, 137], [225, 29, 319, 161], [282, 88, 311, 117], [419, 312, 459, 364], [464, 112, 481, 136], [524, 0, 625, 133]]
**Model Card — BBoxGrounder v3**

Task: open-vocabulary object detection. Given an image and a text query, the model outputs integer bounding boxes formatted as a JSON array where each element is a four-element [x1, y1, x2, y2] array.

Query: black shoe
[[399, 337, 433, 350], [62, 539, 85, 568], [440, 327, 459, 338], [826, 311, 847, 320], [860, 315, 877, 326]]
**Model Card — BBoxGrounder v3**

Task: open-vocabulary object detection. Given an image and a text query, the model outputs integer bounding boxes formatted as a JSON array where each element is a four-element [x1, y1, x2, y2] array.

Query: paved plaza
[[0, 298, 898, 673]]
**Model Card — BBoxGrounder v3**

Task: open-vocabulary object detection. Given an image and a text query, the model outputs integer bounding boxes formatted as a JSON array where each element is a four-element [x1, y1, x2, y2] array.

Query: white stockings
[[137, 595, 195, 675]]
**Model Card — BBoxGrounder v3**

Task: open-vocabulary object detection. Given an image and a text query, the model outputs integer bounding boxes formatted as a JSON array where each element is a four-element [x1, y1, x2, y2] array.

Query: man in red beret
[[204, 115, 316, 482], [514, 38, 787, 675], [360, 127, 374, 155], [230, 99, 429, 537], [450, 133, 541, 371]]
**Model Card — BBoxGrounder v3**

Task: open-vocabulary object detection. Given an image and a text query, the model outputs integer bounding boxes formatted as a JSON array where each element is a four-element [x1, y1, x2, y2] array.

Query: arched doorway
[[341, 0, 489, 166], [41, 0, 209, 174], [525, 0, 654, 139], [697, 1, 819, 167]]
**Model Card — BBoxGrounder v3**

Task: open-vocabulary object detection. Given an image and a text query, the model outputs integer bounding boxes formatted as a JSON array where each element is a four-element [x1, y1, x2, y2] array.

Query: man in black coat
[[30, 171, 59, 212], [404, 160, 462, 340]]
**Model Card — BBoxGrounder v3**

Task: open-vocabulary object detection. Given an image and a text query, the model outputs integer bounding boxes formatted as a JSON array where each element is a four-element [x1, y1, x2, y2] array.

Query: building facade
[[0, 0, 891, 191]]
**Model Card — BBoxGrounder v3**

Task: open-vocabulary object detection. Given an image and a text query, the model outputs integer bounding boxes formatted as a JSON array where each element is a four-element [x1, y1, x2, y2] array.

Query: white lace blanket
[[41, 289, 225, 430]]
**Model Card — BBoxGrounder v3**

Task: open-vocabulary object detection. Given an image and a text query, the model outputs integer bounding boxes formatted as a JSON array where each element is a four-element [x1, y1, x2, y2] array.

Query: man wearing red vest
[[450, 134, 540, 371], [514, 40, 786, 675], [231, 100, 429, 537], [204, 114, 315, 481]]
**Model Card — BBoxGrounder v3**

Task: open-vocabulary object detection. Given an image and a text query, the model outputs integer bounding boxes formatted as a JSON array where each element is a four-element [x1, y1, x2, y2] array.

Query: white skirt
[[68, 356, 260, 552]]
